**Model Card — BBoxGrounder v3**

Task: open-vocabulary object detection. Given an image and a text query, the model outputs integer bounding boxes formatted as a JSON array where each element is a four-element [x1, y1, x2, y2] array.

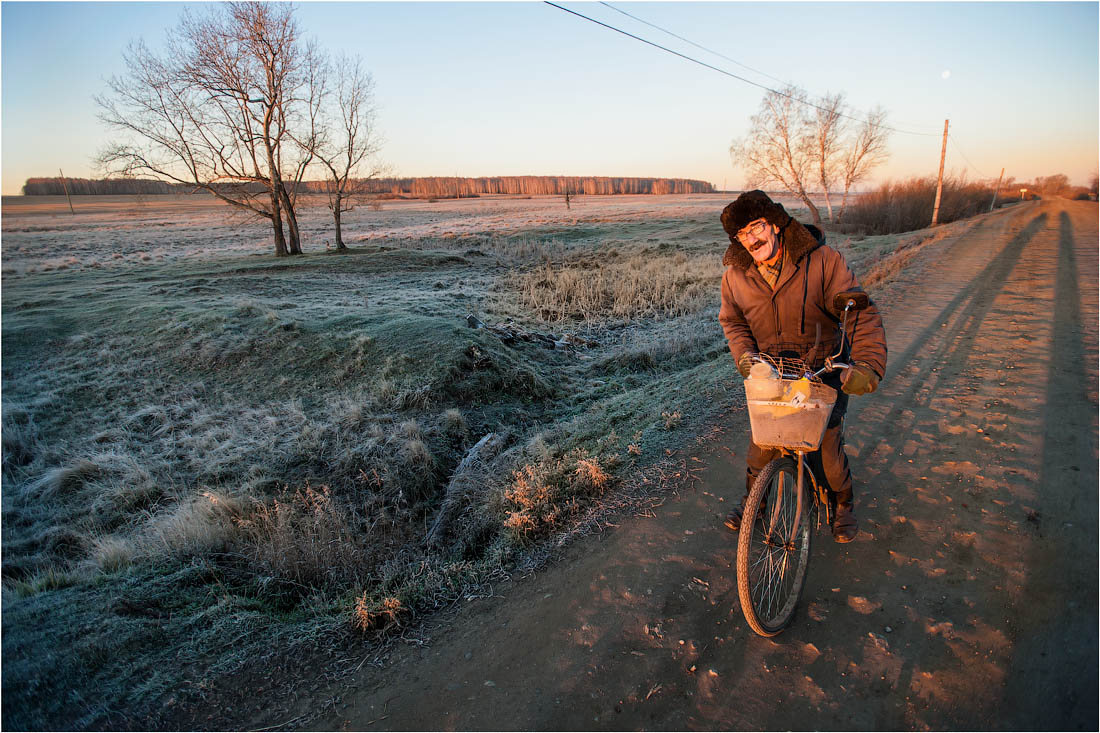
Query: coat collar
[[722, 216, 825, 270]]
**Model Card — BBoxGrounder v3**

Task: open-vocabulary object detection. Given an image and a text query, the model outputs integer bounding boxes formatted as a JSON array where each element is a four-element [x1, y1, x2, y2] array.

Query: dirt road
[[285, 199, 1097, 731]]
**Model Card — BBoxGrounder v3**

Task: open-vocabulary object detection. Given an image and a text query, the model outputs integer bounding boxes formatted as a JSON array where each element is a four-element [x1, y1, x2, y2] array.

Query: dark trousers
[[744, 372, 854, 508]]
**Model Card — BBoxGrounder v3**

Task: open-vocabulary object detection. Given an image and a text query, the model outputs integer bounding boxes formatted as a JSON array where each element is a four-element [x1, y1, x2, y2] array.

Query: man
[[718, 190, 887, 543]]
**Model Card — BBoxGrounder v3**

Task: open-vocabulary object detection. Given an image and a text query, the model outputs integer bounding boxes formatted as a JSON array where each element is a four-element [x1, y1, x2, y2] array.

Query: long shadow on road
[[999, 209, 1099, 728]]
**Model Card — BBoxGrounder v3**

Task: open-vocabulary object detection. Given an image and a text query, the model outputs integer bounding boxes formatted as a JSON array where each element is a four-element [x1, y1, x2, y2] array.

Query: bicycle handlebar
[[812, 359, 850, 378], [752, 297, 863, 380]]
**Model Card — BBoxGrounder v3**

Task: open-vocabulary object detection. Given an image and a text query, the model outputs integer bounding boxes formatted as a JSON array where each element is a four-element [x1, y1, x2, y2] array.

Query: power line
[[598, 1, 794, 89], [948, 134, 992, 179], [544, 1, 941, 138], [556, 1, 997, 177]]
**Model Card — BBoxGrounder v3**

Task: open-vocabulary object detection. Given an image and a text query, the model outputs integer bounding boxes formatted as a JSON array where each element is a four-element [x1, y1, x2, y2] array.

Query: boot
[[724, 496, 765, 533], [832, 502, 858, 543], [724, 501, 748, 533]]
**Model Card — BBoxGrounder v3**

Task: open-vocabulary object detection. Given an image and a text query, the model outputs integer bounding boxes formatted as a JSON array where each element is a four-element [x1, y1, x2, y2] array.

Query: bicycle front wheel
[[736, 456, 813, 636]]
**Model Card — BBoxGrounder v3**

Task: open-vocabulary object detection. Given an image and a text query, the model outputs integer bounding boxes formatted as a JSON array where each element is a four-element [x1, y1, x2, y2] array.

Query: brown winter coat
[[718, 217, 887, 377]]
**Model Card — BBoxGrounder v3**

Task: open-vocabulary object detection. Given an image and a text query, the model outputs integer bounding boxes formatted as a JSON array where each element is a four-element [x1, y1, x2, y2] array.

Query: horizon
[[2, 2, 1097, 196]]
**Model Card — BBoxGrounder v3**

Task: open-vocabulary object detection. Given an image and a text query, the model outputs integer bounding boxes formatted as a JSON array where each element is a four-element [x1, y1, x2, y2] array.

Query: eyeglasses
[[736, 220, 768, 244]]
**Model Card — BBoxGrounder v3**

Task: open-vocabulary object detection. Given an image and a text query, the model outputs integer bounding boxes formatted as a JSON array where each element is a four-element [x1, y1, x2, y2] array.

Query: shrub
[[838, 176, 997, 235], [497, 449, 615, 543]]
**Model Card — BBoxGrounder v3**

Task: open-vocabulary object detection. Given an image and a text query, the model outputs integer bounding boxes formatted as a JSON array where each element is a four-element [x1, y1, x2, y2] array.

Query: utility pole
[[989, 167, 1005, 212], [59, 168, 75, 215], [930, 119, 949, 226]]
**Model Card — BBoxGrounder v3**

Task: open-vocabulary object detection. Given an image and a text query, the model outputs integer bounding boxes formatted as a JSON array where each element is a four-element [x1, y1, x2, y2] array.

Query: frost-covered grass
[[1, 193, 924, 728]]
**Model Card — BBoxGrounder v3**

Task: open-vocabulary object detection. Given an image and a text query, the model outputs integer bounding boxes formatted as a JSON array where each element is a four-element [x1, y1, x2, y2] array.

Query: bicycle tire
[[736, 456, 814, 636]]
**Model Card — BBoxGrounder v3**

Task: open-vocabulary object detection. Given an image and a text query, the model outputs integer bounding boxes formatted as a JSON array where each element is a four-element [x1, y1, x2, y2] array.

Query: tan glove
[[737, 352, 756, 378], [841, 362, 880, 395]]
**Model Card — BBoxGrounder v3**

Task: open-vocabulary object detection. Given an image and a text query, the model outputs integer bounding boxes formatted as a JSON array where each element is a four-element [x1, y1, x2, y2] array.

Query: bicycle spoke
[[754, 540, 787, 621]]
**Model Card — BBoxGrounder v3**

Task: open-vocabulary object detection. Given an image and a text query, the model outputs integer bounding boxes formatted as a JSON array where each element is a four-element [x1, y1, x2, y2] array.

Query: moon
[[941, 70, 952, 79]]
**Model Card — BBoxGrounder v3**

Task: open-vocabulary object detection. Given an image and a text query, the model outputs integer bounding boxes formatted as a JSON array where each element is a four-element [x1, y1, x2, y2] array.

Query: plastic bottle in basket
[[783, 378, 813, 405], [745, 361, 782, 400]]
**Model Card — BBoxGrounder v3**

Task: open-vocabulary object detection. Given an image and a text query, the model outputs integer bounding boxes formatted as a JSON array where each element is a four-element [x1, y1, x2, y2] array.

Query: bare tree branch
[[731, 85, 822, 225], [297, 52, 389, 249], [836, 107, 891, 222]]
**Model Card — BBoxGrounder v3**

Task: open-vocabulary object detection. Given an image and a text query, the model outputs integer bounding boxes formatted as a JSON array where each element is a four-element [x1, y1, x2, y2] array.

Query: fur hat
[[720, 190, 791, 240]]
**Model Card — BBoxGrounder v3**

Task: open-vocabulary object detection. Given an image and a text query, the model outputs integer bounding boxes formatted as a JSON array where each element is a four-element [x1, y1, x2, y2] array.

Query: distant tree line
[[355, 176, 715, 196], [24, 175, 714, 197], [22, 177, 192, 195]]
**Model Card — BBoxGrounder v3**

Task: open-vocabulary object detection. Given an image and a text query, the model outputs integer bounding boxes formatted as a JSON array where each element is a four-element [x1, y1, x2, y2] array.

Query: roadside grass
[[1, 196, 951, 728]]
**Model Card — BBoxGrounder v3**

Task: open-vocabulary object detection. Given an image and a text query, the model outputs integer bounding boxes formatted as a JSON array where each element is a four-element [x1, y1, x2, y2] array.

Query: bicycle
[[735, 291, 871, 637]]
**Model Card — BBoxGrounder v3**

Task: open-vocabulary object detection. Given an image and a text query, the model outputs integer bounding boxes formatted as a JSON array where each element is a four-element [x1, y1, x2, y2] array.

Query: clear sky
[[2, 1, 1097, 195]]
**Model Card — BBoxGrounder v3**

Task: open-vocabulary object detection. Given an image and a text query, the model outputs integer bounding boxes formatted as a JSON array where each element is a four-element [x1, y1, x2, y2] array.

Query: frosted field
[[1, 193, 819, 275]]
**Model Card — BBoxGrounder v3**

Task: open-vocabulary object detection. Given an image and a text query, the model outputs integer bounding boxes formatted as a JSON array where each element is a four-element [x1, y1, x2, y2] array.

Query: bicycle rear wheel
[[736, 456, 813, 636]]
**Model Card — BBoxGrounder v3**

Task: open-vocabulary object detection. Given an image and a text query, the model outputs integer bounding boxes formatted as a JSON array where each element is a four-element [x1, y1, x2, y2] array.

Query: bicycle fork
[[790, 452, 805, 547], [794, 450, 832, 534]]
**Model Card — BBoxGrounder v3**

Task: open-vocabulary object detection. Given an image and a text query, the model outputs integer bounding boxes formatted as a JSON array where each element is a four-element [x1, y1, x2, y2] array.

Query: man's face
[[736, 218, 780, 264]]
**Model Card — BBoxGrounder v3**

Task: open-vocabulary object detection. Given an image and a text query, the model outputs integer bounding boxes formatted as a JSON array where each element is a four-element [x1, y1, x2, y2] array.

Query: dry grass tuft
[[353, 594, 406, 632], [527, 432, 554, 462], [88, 535, 137, 573], [443, 409, 467, 437], [401, 438, 433, 468], [232, 297, 262, 317], [2, 405, 39, 473], [517, 253, 717, 323], [27, 460, 102, 499], [398, 419, 421, 440], [235, 484, 366, 591], [3, 566, 81, 598], [140, 490, 247, 558]]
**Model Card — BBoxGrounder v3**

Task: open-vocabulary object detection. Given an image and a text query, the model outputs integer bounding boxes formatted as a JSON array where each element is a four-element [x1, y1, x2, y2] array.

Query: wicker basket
[[744, 378, 837, 451]]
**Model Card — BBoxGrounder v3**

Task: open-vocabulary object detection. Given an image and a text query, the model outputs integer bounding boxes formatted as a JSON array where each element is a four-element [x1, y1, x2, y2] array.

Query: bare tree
[[836, 107, 891, 223], [810, 92, 846, 221], [731, 85, 823, 225], [96, 2, 315, 256], [305, 53, 386, 250], [1034, 173, 1071, 198]]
